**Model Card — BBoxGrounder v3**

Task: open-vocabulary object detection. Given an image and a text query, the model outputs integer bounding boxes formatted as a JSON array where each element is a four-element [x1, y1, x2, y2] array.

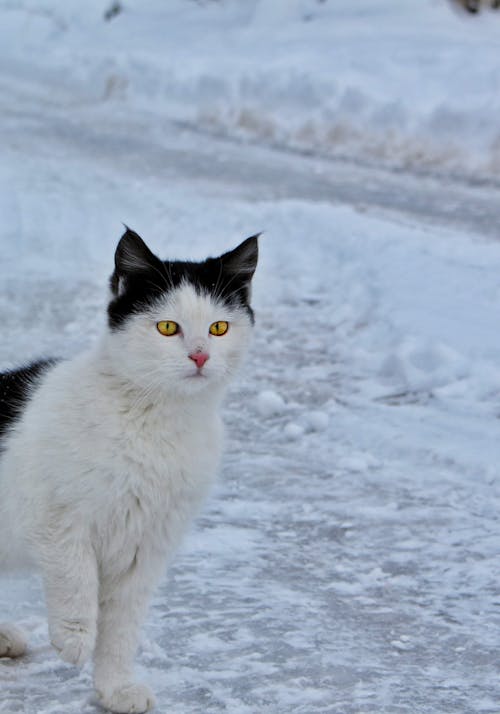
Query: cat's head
[[105, 228, 258, 396]]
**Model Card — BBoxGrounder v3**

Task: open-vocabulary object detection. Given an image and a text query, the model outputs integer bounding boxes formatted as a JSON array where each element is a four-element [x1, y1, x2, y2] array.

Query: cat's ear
[[114, 227, 159, 275], [110, 228, 160, 295], [220, 234, 259, 284]]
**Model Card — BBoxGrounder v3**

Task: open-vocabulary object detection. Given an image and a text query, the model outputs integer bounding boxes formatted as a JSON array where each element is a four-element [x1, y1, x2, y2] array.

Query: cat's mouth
[[186, 370, 207, 379]]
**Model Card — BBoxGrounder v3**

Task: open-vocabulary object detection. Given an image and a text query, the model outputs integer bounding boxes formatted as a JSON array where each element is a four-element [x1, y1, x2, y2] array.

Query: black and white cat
[[0, 228, 258, 713]]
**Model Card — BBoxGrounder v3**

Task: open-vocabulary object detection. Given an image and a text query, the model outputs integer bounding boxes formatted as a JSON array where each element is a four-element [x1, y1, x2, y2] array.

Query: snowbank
[[1, 0, 500, 178]]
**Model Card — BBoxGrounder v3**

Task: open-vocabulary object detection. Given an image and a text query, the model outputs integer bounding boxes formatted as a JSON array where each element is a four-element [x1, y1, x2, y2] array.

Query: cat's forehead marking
[[153, 282, 226, 318]]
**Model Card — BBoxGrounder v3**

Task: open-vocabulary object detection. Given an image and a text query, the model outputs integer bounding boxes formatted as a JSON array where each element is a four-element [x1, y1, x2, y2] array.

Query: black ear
[[220, 234, 259, 283], [115, 227, 159, 275], [110, 228, 161, 295]]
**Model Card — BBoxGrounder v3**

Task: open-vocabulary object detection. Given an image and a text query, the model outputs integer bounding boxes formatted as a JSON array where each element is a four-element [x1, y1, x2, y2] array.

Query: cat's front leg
[[93, 561, 158, 714], [40, 536, 99, 667]]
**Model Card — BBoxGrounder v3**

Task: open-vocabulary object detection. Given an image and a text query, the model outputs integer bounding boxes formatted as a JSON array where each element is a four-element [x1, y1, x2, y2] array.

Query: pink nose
[[189, 352, 209, 369]]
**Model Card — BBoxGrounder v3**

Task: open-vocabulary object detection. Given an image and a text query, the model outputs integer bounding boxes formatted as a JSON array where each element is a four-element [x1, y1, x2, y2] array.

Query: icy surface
[[1, 3, 500, 714]]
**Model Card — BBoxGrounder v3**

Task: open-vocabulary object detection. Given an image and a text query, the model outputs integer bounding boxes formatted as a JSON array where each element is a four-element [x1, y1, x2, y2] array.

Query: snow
[[256, 390, 287, 417], [2, 0, 500, 177], [1, 1, 500, 713]]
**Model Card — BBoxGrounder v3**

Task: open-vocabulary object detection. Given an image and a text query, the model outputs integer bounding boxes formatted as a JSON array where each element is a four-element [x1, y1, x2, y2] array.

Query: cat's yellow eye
[[157, 320, 179, 336], [209, 321, 229, 337]]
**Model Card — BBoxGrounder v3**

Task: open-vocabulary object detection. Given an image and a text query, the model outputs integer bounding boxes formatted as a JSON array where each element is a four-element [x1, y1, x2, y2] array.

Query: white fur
[[0, 283, 253, 713]]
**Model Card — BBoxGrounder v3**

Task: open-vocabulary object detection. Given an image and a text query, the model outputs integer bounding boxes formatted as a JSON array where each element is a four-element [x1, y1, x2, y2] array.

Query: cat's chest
[[99, 407, 218, 510], [113, 407, 221, 489], [92, 408, 222, 563]]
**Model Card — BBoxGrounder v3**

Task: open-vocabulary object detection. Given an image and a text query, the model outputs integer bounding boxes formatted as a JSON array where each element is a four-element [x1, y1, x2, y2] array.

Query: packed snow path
[[1, 84, 499, 714]]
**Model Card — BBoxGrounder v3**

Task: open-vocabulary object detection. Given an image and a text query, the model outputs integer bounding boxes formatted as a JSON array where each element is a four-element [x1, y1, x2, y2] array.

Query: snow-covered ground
[[1, 2, 500, 713], [2, 0, 500, 178]]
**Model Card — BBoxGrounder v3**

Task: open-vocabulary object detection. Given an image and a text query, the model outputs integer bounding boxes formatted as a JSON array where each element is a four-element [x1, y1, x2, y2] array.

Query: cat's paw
[[97, 682, 156, 714], [0, 623, 27, 658], [50, 619, 95, 667]]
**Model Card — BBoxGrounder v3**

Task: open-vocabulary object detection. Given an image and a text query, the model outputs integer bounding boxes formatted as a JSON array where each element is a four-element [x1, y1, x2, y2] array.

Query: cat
[[0, 228, 258, 713]]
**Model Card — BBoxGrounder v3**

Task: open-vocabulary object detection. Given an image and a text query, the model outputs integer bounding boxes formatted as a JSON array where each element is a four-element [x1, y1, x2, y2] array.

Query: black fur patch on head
[[108, 229, 259, 330], [0, 359, 58, 447]]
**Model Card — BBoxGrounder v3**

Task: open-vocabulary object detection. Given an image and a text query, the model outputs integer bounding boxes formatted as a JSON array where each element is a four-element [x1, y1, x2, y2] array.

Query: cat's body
[[0, 229, 258, 713]]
